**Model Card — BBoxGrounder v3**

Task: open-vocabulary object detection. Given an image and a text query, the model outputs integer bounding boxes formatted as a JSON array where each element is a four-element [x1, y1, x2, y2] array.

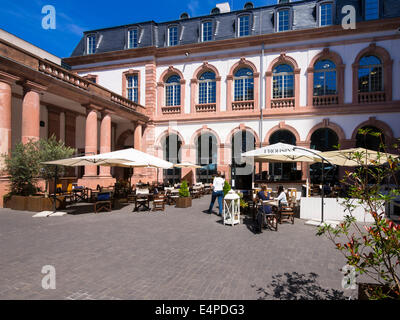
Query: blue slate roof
[[69, 0, 400, 57]]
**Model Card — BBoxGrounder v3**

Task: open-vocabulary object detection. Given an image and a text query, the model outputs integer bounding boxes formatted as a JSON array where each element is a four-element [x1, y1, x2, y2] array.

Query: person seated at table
[[256, 185, 272, 233], [276, 186, 288, 207]]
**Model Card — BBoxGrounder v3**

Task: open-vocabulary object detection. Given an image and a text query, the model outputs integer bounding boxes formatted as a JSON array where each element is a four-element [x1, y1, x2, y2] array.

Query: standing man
[[207, 171, 225, 216]]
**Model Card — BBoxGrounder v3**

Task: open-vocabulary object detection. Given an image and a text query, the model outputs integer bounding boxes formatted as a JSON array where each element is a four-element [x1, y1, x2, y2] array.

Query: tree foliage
[[179, 180, 190, 197], [2, 135, 75, 196], [317, 129, 400, 300]]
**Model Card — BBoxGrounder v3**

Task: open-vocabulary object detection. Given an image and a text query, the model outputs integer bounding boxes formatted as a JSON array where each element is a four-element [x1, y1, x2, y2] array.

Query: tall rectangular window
[[278, 10, 290, 32], [87, 35, 96, 54], [202, 21, 213, 42], [127, 75, 138, 103], [238, 15, 250, 37], [365, 0, 379, 20], [128, 29, 138, 49], [168, 26, 178, 46], [320, 3, 333, 26]]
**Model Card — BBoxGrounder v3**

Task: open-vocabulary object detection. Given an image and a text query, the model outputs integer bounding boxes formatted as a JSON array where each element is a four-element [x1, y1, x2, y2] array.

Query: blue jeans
[[209, 190, 224, 215]]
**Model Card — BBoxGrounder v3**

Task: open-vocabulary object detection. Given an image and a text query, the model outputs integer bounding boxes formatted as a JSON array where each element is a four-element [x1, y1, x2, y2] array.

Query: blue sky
[[0, 0, 282, 58]]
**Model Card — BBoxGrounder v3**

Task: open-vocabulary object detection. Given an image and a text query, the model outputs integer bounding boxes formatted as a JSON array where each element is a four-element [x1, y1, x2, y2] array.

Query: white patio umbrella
[[241, 142, 326, 163], [173, 162, 202, 168], [319, 148, 399, 167], [43, 148, 174, 169], [242, 142, 335, 224]]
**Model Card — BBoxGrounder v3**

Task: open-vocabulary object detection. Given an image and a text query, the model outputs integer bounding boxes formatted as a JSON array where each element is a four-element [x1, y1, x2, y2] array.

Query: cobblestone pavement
[[0, 196, 356, 300]]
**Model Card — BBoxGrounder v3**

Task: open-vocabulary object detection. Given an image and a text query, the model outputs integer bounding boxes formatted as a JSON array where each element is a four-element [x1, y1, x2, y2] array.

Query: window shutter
[[271, 12, 275, 27], [312, 6, 317, 21]]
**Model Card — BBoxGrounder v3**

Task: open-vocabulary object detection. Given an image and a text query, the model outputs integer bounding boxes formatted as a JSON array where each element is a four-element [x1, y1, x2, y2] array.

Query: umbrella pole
[[53, 165, 58, 213], [321, 160, 325, 223]]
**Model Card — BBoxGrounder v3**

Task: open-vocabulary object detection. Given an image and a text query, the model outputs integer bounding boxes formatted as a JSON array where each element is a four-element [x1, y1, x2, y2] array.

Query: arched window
[[310, 128, 339, 184], [273, 64, 294, 99], [165, 75, 181, 106], [356, 126, 385, 151], [313, 60, 337, 96], [231, 130, 256, 189], [234, 68, 254, 101], [196, 133, 218, 183], [358, 55, 383, 93], [269, 130, 297, 181], [198, 72, 216, 104], [162, 134, 182, 184], [310, 128, 339, 152]]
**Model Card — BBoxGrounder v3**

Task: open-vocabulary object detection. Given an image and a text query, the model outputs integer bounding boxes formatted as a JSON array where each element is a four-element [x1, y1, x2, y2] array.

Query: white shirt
[[212, 177, 225, 192], [276, 191, 288, 205]]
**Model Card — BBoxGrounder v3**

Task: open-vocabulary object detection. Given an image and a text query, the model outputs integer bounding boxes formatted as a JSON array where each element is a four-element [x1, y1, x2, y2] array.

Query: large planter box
[[5, 195, 66, 212], [176, 197, 192, 208], [9, 195, 28, 211], [358, 283, 395, 300]]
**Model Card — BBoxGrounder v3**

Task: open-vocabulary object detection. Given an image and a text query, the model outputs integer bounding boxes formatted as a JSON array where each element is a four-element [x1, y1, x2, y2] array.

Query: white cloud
[[188, 0, 200, 16]]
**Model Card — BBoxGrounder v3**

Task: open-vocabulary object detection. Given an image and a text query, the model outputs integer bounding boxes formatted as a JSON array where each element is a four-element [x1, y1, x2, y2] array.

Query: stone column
[[84, 107, 98, 177], [297, 141, 311, 181], [134, 121, 143, 151], [60, 112, 66, 142], [21, 81, 46, 144], [99, 111, 112, 177], [0, 72, 18, 162]]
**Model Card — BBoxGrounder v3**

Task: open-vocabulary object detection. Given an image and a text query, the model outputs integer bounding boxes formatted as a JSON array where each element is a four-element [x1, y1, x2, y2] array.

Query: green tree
[[2, 135, 75, 196], [223, 180, 231, 197], [3, 141, 42, 196], [317, 129, 400, 299], [39, 135, 75, 193], [179, 180, 190, 197]]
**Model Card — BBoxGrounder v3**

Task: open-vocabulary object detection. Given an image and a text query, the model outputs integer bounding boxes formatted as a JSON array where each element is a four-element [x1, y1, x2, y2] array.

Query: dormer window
[[365, 0, 379, 20], [168, 26, 178, 46], [86, 34, 96, 55], [202, 21, 213, 42], [319, 2, 333, 27], [277, 9, 290, 32], [238, 15, 250, 37], [211, 8, 220, 15], [127, 28, 138, 49]]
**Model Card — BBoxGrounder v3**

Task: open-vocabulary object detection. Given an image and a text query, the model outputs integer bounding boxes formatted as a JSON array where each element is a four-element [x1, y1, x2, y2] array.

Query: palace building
[[1, 0, 400, 205]]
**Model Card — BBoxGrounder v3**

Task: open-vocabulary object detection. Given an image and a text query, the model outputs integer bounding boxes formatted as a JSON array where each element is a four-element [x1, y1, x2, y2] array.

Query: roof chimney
[[216, 2, 231, 13]]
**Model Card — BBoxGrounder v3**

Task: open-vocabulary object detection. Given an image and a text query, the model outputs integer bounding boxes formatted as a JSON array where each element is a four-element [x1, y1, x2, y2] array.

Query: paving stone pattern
[[0, 196, 355, 300]]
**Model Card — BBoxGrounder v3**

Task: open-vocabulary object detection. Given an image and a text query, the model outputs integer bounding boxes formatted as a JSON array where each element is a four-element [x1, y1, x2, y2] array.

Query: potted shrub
[[2, 136, 74, 211], [176, 180, 192, 208], [223, 180, 231, 197], [317, 129, 400, 300]]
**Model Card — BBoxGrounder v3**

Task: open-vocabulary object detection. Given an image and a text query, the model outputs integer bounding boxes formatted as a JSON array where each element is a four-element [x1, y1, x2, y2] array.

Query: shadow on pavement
[[252, 272, 347, 300]]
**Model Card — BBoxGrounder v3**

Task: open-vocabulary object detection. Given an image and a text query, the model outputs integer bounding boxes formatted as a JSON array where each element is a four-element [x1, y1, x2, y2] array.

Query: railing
[[358, 91, 386, 104], [313, 95, 339, 106], [162, 105, 181, 114], [196, 103, 216, 113], [111, 94, 138, 112], [38, 61, 90, 90], [271, 98, 295, 109], [232, 100, 255, 111]]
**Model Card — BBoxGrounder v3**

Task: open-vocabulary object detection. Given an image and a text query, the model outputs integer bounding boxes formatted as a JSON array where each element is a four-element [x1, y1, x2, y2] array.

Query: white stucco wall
[[77, 31, 400, 113]]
